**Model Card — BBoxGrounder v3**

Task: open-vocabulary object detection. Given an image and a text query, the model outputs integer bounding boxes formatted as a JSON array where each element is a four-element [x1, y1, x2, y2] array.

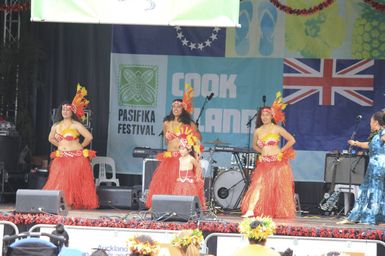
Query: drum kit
[[200, 138, 257, 213]]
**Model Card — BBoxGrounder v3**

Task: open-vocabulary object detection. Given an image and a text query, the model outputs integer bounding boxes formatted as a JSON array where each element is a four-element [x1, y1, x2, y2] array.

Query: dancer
[[338, 111, 385, 225], [173, 125, 205, 208], [44, 84, 98, 209], [146, 84, 201, 208], [241, 92, 296, 218]]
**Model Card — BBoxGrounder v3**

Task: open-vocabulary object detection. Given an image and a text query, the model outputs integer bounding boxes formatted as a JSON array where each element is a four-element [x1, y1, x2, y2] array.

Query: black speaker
[[15, 189, 67, 215], [97, 186, 138, 209], [324, 153, 368, 185], [151, 195, 202, 222], [142, 159, 160, 196]]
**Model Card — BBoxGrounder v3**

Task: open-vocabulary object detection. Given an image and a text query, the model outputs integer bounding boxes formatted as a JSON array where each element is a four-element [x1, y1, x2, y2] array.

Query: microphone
[[356, 115, 362, 121], [207, 93, 214, 101], [262, 95, 266, 107]]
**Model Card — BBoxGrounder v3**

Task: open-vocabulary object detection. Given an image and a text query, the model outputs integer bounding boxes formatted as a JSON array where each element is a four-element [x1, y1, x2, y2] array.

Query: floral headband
[[261, 91, 287, 124], [126, 236, 160, 256], [171, 229, 204, 249], [239, 216, 276, 241], [65, 83, 89, 121]]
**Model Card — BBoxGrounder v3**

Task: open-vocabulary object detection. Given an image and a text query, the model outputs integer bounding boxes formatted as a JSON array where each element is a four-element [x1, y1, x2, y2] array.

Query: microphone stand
[[345, 117, 361, 215], [158, 131, 164, 150], [245, 96, 265, 174], [195, 97, 209, 126], [246, 112, 258, 152]]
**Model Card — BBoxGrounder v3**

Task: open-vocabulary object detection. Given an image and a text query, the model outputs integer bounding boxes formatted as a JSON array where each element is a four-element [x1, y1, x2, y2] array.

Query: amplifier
[[142, 158, 160, 198], [324, 153, 368, 185]]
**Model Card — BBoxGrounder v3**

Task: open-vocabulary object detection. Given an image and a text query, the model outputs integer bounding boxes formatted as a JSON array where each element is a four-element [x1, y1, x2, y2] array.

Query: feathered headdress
[[70, 83, 89, 121], [173, 83, 194, 114], [239, 216, 276, 241], [262, 91, 287, 124], [176, 125, 203, 155]]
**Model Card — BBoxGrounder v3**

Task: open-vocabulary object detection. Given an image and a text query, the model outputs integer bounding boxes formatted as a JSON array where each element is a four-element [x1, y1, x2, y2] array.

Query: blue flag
[[112, 25, 226, 57], [283, 58, 385, 151]]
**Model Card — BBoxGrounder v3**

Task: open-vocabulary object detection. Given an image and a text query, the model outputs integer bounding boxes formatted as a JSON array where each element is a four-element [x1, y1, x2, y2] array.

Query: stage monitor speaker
[[324, 153, 368, 185], [97, 186, 138, 209], [142, 159, 160, 195], [15, 189, 68, 216], [151, 195, 202, 222]]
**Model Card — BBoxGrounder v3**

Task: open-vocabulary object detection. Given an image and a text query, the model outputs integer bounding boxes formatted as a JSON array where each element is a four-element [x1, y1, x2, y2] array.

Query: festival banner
[[107, 53, 282, 174], [107, 54, 168, 174]]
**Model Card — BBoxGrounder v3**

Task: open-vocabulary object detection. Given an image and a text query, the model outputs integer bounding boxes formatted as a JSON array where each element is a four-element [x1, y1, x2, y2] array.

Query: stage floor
[[1, 203, 384, 231]]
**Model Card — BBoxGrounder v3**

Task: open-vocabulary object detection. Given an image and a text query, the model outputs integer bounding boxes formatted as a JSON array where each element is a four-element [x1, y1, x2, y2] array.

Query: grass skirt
[[43, 150, 99, 209], [145, 156, 180, 208], [241, 155, 296, 218]]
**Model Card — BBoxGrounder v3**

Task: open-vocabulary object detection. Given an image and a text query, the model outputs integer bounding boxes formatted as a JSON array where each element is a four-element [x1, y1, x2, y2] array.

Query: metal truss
[[2, 0, 21, 46]]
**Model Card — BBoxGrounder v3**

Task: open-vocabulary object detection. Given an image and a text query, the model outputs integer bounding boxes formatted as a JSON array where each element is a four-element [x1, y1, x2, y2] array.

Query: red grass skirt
[[173, 170, 206, 209], [145, 156, 180, 208], [43, 150, 99, 209], [241, 157, 296, 218]]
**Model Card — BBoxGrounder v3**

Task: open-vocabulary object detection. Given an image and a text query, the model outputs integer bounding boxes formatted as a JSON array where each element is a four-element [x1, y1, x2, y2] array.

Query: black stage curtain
[[32, 23, 112, 156]]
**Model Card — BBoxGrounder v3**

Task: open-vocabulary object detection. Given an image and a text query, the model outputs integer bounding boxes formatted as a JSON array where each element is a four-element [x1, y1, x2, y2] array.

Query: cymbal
[[204, 138, 230, 145]]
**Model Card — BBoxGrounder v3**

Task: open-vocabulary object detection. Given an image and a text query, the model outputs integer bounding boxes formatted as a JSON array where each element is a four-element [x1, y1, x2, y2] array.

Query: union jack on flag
[[283, 58, 374, 106]]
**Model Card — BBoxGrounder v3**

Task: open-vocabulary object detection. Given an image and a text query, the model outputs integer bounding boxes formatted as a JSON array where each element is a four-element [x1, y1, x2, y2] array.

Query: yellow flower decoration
[[239, 216, 276, 241], [126, 236, 160, 256], [83, 149, 89, 158], [171, 229, 204, 249], [55, 150, 60, 158]]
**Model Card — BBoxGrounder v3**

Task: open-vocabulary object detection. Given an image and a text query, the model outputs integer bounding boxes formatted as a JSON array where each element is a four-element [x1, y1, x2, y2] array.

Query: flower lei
[[239, 216, 276, 241], [126, 236, 160, 256], [269, 0, 336, 16], [363, 0, 385, 13], [171, 229, 204, 249]]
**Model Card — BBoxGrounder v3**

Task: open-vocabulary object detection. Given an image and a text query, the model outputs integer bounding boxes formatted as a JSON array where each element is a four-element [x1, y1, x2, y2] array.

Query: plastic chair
[[91, 156, 120, 187]]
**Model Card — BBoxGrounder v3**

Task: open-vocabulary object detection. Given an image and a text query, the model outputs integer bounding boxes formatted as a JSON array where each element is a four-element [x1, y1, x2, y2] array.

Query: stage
[[1, 203, 385, 255]]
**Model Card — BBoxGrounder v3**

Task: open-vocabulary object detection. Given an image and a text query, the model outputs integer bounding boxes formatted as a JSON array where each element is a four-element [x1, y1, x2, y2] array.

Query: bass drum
[[213, 168, 246, 210]]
